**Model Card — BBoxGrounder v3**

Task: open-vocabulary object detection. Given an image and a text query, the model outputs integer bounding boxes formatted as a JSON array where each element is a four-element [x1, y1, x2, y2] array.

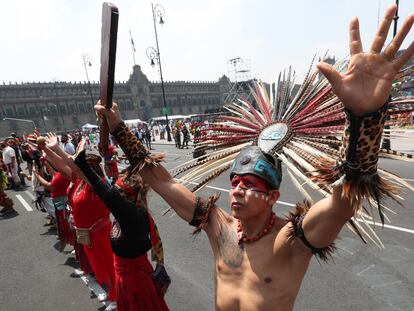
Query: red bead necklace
[[237, 212, 276, 244]]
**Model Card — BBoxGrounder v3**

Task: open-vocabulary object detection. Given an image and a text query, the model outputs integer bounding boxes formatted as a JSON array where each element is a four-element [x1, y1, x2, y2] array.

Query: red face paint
[[230, 175, 269, 194]]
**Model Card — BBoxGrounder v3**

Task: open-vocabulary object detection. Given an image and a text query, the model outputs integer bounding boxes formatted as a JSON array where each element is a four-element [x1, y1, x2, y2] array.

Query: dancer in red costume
[[33, 161, 70, 250], [38, 134, 117, 309], [71, 155, 116, 300], [75, 149, 170, 311]]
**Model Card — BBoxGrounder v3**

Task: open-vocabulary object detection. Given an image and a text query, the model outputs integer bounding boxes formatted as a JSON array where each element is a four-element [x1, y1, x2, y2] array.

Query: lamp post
[[53, 80, 67, 132], [147, 3, 172, 141], [382, 0, 399, 150], [3, 117, 36, 129], [82, 54, 95, 109]]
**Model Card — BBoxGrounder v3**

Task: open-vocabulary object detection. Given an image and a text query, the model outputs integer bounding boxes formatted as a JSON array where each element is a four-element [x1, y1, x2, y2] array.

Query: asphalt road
[[1, 143, 413, 311]]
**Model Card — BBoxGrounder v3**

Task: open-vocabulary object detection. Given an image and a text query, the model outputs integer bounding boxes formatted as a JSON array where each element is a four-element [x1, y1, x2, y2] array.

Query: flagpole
[[129, 30, 136, 66]]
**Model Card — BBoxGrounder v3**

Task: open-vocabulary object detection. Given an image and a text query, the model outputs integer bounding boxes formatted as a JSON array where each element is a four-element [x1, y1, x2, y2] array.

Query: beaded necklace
[[237, 211, 276, 244]]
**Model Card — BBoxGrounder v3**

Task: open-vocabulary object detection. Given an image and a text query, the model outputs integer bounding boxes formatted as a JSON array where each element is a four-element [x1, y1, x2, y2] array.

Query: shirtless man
[[96, 5, 414, 310]]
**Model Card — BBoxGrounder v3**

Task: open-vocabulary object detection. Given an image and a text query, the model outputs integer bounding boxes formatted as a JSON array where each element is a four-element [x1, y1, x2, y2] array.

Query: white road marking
[[15, 194, 33, 211], [357, 264, 375, 276], [25, 190, 35, 200], [371, 280, 402, 288]]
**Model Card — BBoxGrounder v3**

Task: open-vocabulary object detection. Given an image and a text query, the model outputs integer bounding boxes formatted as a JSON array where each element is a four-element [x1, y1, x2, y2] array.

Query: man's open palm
[[317, 5, 414, 115]]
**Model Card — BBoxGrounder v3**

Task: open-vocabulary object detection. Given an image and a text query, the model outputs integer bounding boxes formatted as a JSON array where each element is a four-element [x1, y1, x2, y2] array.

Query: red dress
[[72, 179, 116, 300], [66, 179, 92, 274], [114, 254, 169, 311]]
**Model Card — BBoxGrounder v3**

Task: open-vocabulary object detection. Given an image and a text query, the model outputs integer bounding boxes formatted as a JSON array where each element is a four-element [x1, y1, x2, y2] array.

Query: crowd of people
[[0, 129, 171, 311]]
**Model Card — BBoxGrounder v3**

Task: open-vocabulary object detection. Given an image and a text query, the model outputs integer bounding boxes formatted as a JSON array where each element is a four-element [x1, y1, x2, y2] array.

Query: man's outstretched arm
[[299, 5, 414, 249], [95, 103, 197, 223]]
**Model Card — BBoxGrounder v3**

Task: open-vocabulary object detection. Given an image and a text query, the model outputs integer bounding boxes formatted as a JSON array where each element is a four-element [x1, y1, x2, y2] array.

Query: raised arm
[[300, 5, 414, 248], [95, 103, 197, 223]]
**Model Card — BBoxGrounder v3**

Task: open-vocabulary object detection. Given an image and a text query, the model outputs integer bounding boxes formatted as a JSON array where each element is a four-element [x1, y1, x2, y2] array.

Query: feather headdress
[[173, 58, 414, 246]]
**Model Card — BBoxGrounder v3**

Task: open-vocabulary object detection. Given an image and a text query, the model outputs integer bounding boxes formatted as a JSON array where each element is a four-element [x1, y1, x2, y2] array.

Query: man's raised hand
[[94, 101, 122, 131], [45, 133, 59, 150], [317, 4, 414, 116]]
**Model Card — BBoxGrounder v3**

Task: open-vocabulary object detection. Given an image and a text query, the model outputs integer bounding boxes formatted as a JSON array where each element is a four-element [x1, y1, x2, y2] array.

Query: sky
[[0, 0, 413, 85]]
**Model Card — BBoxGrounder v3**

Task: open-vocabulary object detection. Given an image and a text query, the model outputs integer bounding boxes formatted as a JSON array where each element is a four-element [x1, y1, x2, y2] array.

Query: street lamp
[[82, 54, 95, 109], [3, 117, 36, 129], [382, 0, 399, 150], [147, 3, 172, 141]]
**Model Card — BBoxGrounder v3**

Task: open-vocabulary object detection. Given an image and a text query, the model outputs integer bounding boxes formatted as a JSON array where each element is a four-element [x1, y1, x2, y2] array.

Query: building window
[[28, 106, 37, 116], [60, 105, 67, 114], [140, 100, 145, 108], [5, 108, 14, 117], [17, 107, 25, 116], [69, 104, 76, 113], [127, 101, 133, 110], [78, 103, 85, 113]]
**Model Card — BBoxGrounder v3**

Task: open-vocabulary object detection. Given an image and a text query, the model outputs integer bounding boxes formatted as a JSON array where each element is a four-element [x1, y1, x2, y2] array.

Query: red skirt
[[56, 210, 71, 246], [74, 240, 93, 275], [114, 254, 169, 311], [83, 220, 116, 301]]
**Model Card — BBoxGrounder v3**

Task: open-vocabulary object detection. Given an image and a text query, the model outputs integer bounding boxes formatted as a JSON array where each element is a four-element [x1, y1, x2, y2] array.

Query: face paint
[[230, 175, 269, 194]]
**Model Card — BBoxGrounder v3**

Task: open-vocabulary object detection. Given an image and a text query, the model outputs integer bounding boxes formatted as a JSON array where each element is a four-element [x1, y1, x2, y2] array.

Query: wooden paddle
[[99, 2, 119, 156]]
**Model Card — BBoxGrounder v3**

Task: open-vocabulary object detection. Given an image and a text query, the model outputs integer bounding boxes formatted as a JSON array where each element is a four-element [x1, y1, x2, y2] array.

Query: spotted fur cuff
[[111, 121, 163, 171], [312, 103, 401, 222]]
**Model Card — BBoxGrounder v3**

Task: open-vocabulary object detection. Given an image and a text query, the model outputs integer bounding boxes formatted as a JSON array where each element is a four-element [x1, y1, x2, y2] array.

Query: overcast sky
[[1, 0, 413, 85]]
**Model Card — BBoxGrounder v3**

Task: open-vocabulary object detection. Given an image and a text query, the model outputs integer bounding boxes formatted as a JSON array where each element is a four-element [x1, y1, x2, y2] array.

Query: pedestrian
[[61, 134, 75, 155], [181, 126, 190, 149], [145, 126, 152, 150], [174, 128, 181, 149], [1, 139, 21, 189]]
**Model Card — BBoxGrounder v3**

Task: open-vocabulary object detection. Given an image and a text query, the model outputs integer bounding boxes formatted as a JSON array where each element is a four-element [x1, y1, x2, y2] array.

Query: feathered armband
[[312, 103, 401, 220]]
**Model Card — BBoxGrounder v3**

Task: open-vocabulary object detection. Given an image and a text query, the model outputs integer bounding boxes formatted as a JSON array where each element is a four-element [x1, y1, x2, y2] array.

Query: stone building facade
[[0, 65, 230, 136]]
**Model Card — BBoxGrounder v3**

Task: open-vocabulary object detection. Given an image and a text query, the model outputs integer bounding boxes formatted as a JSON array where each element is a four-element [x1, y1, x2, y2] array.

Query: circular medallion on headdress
[[257, 123, 289, 153], [240, 155, 251, 165]]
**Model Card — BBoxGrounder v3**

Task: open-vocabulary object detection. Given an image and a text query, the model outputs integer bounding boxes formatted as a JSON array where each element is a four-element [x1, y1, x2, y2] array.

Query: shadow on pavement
[[0, 210, 19, 220], [63, 256, 79, 269], [40, 227, 57, 236]]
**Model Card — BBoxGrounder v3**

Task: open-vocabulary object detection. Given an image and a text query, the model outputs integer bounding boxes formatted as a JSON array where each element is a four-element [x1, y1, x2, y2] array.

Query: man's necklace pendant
[[237, 212, 276, 244]]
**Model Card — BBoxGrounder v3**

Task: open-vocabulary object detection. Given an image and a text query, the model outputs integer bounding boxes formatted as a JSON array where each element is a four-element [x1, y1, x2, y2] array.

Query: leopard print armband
[[312, 103, 400, 222], [339, 103, 388, 176], [111, 122, 163, 170]]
